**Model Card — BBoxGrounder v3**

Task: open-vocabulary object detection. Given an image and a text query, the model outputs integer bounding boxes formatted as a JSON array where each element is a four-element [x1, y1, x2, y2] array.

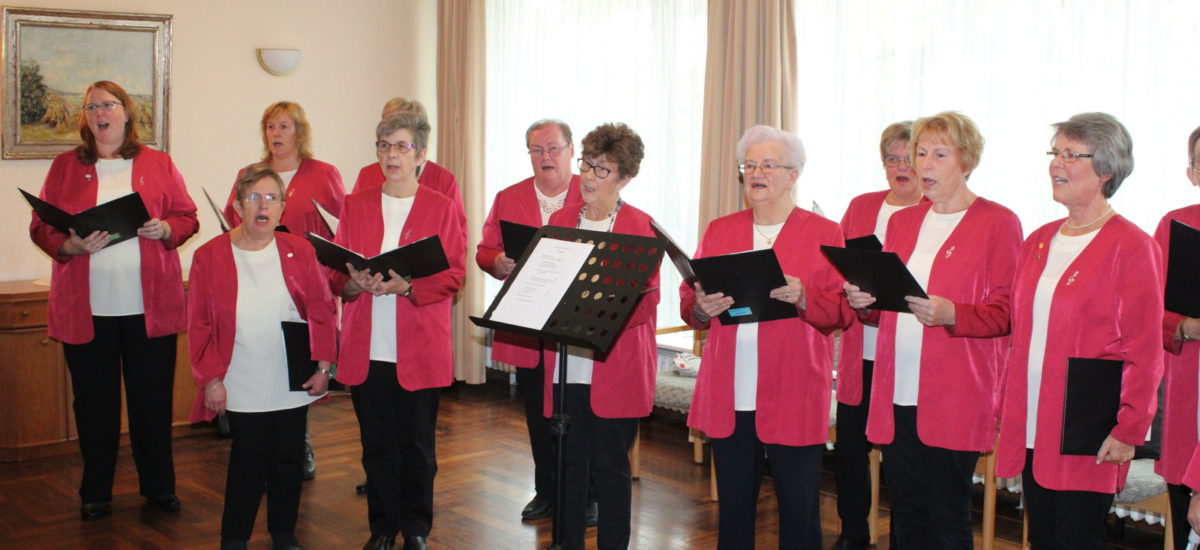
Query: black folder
[[650, 220, 696, 285], [21, 188, 150, 247], [845, 234, 883, 251], [820, 245, 928, 312], [281, 321, 316, 391], [1060, 357, 1123, 456], [500, 220, 539, 259], [201, 187, 231, 233], [690, 248, 794, 325], [306, 233, 449, 281], [1165, 220, 1200, 318]]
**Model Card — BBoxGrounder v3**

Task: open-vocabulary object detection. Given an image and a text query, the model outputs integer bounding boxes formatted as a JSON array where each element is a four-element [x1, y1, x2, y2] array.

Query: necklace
[[1065, 206, 1113, 230], [577, 199, 624, 232], [753, 222, 785, 245], [538, 196, 564, 214]]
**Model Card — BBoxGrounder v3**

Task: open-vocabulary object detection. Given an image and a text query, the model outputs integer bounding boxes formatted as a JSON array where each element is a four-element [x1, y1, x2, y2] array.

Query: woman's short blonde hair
[[911, 111, 984, 178], [261, 101, 313, 161]]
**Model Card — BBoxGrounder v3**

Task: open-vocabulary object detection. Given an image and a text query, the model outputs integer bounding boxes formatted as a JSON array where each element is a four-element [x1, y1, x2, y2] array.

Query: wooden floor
[[0, 371, 1171, 549]]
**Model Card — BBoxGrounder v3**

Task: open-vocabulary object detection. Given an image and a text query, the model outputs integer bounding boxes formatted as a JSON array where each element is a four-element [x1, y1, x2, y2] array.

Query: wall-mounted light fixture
[[256, 49, 301, 76]]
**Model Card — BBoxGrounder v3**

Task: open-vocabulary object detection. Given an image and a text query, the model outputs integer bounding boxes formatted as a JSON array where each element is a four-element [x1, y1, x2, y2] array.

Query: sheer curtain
[[794, 0, 1200, 234], [484, 0, 707, 330]]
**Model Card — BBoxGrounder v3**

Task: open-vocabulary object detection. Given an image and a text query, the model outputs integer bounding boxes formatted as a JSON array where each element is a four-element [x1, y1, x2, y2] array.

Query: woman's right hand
[[693, 282, 734, 322], [844, 282, 877, 310], [60, 228, 109, 256], [493, 253, 517, 278], [343, 263, 384, 298], [204, 379, 227, 415], [1189, 492, 1200, 533]]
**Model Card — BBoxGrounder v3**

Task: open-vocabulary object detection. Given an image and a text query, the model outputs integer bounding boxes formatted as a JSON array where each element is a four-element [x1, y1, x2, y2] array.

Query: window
[[485, 0, 707, 330], [794, 0, 1200, 235]]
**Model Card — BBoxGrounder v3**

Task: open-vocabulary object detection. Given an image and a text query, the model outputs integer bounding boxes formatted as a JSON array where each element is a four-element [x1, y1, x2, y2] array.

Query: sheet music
[[490, 238, 594, 329]]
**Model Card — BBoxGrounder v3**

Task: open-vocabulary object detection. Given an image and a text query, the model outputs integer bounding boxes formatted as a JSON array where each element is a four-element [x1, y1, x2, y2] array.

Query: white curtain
[[484, 0, 708, 330], [794, 0, 1200, 235]]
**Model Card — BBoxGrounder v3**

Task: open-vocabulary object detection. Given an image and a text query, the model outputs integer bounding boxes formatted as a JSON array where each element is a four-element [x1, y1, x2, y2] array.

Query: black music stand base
[[548, 342, 569, 549]]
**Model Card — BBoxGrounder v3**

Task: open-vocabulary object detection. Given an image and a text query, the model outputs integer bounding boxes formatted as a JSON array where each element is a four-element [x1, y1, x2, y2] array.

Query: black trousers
[[516, 359, 555, 499], [1169, 483, 1192, 550], [711, 410, 823, 550], [883, 405, 978, 550], [554, 383, 638, 550], [61, 314, 176, 503], [834, 360, 874, 541], [1023, 449, 1114, 549], [351, 361, 441, 538], [222, 406, 308, 541]]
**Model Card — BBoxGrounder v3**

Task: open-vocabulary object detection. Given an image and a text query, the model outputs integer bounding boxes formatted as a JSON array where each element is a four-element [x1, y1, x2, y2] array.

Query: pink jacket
[[29, 148, 198, 344], [476, 176, 583, 367], [330, 185, 466, 389], [187, 232, 338, 421], [223, 158, 345, 240], [836, 190, 927, 405], [866, 198, 1021, 452], [1152, 206, 1200, 484], [682, 208, 854, 446], [540, 202, 660, 419], [996, 216, 1164, 492]]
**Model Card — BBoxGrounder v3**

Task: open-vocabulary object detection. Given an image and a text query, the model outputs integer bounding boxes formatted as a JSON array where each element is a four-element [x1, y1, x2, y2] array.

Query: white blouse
[[89, 158, 143, 316], [369, 194, 415, 363]]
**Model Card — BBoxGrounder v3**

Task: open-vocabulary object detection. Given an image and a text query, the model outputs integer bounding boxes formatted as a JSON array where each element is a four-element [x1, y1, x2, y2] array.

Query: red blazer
[[996, 216, 1164, 492], [352, 160, 465, 231], [1153, 206, 1200, 484], [866, 198, 1021, 451], [187, 231, 338, 421], [539, 202, 660, 419], [223, 158, 345, 240], [835, 190, 928, 406], [682, 208, 854, 446], [476, 176, 583, 368], [1183, 446, 1200, 491], [29, 148, 198, 345], [330, 185, 466, 389]]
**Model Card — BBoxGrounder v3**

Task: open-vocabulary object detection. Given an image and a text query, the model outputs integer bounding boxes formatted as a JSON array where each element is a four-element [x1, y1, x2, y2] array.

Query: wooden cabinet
[[0, 280, 199, 461]]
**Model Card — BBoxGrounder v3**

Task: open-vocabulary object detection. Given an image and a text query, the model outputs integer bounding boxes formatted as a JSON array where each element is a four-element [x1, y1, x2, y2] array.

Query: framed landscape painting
[[2, 7, 171, 159]]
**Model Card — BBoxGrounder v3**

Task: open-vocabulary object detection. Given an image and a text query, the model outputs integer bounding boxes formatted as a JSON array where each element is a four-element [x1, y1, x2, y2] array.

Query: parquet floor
[[0, 372, 1170, 549]]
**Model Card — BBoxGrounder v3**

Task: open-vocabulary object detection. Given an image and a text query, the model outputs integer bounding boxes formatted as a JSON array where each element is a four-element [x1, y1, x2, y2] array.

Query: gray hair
[[879, 121, 913, 163], [235, 163, 285, 201], [736, 125, 806, 175], [1188, 125, 1200, 167], [525, 119, 573, 148], [1051, 112, 1133, 198], [376, 112, 431, 152]]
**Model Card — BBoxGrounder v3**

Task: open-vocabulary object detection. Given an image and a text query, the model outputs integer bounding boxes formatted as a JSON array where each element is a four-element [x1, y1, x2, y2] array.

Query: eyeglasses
[[529, 143, 569, 157], [884, 155, 911, 167], [739, 161, 794, 175], [578, 158, 613, 179], [83, 101, 123, 113], [1046, 150, 1094, 163], [243, 192, 282, 204], [376, 140, 417, 154]]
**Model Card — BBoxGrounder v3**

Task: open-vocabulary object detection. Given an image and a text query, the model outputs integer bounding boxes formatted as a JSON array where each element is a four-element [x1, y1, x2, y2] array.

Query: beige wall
[[0, 0, 438, 281]]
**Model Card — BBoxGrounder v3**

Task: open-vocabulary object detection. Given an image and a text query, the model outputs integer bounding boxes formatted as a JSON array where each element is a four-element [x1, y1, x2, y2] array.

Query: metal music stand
[[471, 225, 666, 549]]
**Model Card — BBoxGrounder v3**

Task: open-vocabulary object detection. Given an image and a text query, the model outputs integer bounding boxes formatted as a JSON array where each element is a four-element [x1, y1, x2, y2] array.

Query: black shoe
[[584, 500, 598, 527], [272, 531, 304, 550], [302, 432, 316, 481], [80, 502, 111, 521], [521, 495, 554, 520], [362, 534, 395, 550], [145, 494, 181, 511], [402, 535, 428, 550], [220, 540, 248, 550], [829, 534, 870, 550], [356, 481, 369, 494]]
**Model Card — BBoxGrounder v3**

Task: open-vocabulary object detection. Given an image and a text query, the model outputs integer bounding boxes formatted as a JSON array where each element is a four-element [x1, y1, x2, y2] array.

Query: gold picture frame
[[2, 7, 171, 159]]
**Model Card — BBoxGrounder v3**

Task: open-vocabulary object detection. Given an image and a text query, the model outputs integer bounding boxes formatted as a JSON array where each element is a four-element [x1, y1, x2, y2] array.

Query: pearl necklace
[[1065, 206, 1113, 230]]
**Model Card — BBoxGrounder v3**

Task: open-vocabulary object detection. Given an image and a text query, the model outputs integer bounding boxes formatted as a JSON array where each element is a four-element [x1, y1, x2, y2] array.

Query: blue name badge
[[728, 307, 752, 317]]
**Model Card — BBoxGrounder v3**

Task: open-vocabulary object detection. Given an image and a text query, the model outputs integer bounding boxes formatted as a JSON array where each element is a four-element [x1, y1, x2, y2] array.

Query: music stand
[[471, 225, 665, 549]]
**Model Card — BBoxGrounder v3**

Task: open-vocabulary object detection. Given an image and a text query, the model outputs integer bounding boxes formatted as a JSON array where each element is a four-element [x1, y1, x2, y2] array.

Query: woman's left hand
[[1096, 434, 1135, 466], [770, 275, 806, 308], [905, 295, 955, 326], [136, 218, 171, 241], [302, 361, 333, 396]]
